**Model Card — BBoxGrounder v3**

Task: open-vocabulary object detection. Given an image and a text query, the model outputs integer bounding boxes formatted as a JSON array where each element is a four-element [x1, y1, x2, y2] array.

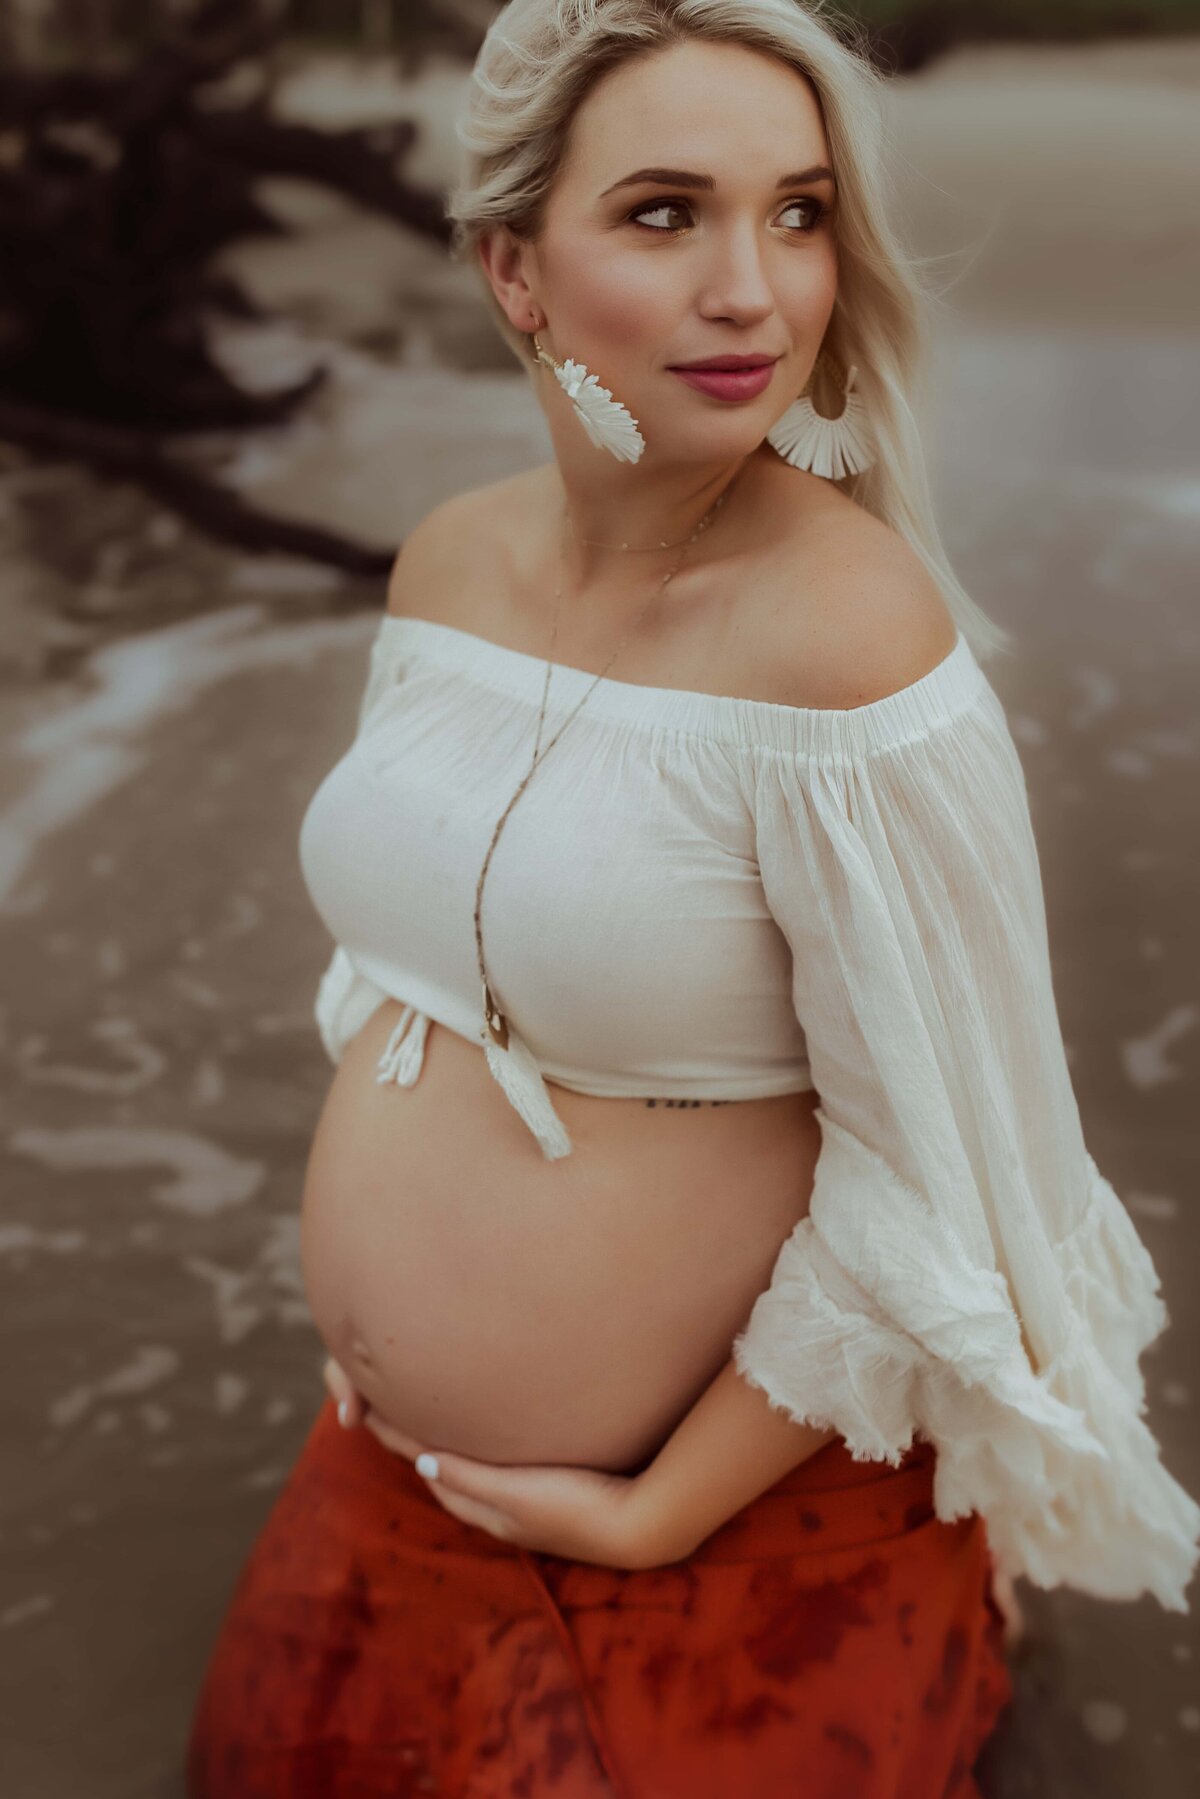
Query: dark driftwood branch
[[0, 397, 395, 579], [189, 111, 451, 242], [0, 0, 453, 572]]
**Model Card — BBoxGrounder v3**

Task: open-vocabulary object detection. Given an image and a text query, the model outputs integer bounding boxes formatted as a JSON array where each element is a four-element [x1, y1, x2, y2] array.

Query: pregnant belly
[[300, 997, 821, 1475]]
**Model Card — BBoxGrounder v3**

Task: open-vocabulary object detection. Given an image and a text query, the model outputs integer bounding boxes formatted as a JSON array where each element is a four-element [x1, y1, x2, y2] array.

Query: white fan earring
[[767, 350, 876, 479], [531, 332, 646, 464]]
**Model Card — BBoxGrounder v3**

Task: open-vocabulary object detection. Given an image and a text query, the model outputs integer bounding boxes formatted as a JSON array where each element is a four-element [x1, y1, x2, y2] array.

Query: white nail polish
[[337, 1398, 352, 1428], [416, 1453, 439, 1480]]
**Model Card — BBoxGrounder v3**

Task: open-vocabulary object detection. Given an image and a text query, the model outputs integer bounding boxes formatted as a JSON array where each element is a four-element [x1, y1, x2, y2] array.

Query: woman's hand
[[321, 1355, 668, 1571]]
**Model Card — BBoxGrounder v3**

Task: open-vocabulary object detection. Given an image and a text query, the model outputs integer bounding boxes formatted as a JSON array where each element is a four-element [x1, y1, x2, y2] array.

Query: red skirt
[[186, 1396, 1013, 1798]]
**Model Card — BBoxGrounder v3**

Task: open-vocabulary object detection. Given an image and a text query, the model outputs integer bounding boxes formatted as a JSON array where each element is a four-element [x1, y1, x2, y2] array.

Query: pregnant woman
[[186, 3, 1199, 1794]]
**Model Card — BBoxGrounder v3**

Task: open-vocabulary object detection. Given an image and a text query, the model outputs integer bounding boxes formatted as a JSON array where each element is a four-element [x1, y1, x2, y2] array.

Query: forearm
[[627, 1353, 840, 1566]]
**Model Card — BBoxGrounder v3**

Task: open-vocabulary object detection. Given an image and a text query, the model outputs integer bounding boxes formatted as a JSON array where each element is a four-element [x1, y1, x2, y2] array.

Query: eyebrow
[[598, 164, 836, 198]]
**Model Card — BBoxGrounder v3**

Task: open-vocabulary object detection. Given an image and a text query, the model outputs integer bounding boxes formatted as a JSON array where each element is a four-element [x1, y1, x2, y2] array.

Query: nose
[[696, 218, 777, 325]]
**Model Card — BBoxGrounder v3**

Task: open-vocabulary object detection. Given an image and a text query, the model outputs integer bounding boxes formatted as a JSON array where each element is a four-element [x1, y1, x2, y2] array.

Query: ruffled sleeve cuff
[[732, 1110, 1200, 1611]]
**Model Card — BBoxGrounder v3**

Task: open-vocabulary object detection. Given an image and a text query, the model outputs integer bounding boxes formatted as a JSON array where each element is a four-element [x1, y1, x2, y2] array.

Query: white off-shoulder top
[[297, 610, 1200, 1613]]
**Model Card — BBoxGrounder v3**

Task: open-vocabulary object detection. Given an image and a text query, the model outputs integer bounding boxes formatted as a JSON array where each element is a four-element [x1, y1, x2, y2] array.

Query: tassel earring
[[531, 331, 646, 463], [767, 350, 876, 479]]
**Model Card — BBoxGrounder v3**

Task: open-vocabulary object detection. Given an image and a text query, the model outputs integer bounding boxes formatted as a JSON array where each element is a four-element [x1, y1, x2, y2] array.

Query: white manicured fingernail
[[337, 1398, 352, 1428], [416, 1453, 439, 1480]]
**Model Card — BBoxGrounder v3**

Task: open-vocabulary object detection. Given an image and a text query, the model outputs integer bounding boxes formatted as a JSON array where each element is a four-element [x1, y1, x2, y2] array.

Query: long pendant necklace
[[473, 467, 743, 1052]]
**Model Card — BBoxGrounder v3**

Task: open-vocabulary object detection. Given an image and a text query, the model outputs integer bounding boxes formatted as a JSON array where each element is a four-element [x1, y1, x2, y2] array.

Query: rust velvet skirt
[[186, 1395, 1013, 1798]]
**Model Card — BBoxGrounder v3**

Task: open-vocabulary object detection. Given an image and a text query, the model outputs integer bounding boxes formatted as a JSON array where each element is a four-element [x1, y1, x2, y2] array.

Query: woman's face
[[495, 38, 839, 460]]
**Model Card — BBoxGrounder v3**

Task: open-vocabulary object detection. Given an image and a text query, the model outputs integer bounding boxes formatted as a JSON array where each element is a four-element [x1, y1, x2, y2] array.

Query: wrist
[[618, 1471, 699, 1570], [611, 1356, 840, 1571]]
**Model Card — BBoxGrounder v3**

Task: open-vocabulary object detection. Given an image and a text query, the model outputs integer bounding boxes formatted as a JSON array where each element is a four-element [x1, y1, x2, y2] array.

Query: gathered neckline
[[376, 612, 987, 758]]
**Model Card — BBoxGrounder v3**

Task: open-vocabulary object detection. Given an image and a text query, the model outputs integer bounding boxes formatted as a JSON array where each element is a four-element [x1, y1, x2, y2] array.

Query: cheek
[[788, 243, 838, 327], [567, 253, 676, 349], [551, 238, 837, 357]]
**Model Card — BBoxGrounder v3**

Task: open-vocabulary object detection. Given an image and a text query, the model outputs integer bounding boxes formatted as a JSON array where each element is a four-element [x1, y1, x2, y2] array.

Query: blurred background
[[1, 2, 1197, 1794]]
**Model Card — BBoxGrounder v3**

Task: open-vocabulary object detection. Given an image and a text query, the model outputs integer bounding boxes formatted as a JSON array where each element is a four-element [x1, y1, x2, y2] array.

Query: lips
[[668, 355, 780, 371], [668, 359, 779, 401]]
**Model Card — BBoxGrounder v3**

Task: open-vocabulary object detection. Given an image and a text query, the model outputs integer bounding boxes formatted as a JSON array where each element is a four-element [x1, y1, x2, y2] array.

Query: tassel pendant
[[482, 1020, 574, 1161], [482, 980, 509, 1050]]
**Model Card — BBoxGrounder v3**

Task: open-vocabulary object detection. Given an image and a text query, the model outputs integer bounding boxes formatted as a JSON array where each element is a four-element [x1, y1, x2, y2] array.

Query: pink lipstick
[[667, 356, 780, 401]]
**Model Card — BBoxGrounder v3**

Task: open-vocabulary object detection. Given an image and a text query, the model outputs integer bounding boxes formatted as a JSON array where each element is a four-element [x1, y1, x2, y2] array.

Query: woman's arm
[[324, 1350, 836, 1570], [627, 1355, 840, 1564]]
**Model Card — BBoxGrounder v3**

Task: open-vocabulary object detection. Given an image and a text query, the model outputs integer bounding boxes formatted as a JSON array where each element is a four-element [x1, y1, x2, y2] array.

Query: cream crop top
[[297, 609, 1200, 1613], [299, 613, 817, 1156]]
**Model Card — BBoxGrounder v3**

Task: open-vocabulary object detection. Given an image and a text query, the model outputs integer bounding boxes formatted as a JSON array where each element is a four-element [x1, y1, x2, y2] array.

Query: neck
[[549, 448, 758, 590]]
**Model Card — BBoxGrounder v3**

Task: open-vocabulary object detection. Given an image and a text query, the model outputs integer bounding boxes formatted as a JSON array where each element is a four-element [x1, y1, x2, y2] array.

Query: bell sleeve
[[730, 635, 1200, 1611], [311, 618, 405, 1065]]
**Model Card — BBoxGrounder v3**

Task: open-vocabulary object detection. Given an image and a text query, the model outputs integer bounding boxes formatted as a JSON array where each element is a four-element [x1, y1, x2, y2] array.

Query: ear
[[478, 223, 542, 334]]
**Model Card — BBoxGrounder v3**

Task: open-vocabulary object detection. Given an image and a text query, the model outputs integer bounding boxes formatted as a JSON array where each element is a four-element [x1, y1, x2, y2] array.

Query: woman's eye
[[779, 199, 827, 231], [628, 197, 828, 234], [628, 199, 690, 232]]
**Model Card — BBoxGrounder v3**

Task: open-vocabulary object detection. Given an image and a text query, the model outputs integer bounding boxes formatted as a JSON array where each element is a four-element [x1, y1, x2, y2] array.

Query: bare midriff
[[300, 995, 821, 1477]]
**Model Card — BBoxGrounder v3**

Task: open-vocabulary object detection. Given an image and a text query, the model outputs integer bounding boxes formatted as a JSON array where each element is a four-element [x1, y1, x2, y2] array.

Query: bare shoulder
[[758, 479, 959, 711], [385, 467, 542, 622]]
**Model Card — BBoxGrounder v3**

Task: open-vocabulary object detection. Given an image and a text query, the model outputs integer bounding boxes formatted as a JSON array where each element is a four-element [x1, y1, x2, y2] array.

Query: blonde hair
[[445, 0, 1012, 662]]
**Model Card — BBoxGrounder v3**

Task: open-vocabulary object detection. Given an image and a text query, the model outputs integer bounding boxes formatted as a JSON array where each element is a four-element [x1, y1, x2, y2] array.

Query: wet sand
[[1, 35, 1198, 1798]]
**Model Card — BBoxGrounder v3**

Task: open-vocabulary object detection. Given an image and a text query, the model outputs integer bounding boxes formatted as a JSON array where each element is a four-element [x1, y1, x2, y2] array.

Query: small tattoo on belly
[[644, 1097, 732, 1108]]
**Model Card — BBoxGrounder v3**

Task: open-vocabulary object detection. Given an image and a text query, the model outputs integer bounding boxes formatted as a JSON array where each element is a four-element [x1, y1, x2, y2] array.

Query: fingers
[[322, 1354, 365, 1428], [361, 1410, 426, 1461], [320, 1362, 512, 1549], [400, 1447, 515, 1537], [425, 1483, 514, 1540], [405, 1447, 522, 1541]]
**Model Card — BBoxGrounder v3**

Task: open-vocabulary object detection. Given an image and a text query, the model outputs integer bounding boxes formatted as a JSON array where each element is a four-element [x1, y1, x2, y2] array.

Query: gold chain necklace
[[474, 466, 744, 1051]]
